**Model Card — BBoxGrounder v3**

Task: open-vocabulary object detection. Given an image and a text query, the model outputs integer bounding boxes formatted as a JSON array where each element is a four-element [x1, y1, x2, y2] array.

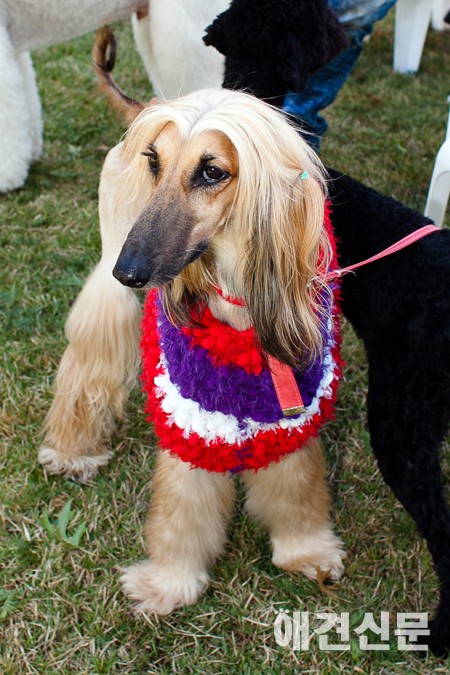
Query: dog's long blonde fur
[[40, 86, 344, 613], [40, 145, 144, 480]]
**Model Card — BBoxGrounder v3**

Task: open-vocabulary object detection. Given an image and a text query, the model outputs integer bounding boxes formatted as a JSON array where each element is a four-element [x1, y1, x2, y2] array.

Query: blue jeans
[[283, 0, 397, 150]]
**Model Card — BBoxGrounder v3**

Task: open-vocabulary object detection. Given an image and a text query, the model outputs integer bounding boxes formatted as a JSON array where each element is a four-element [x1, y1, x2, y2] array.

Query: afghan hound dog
[[39, 84, 347, 614], [39, 33, 450, 655]]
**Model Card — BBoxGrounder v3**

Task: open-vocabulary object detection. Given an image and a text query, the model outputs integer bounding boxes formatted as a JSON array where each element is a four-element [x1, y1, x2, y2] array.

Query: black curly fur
[[203, 0, 348, 107], [328, 168, 450, 656]]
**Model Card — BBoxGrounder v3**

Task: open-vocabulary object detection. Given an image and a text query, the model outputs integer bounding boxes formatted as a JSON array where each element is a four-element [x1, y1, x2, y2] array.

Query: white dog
[[0, 0, 229, 193]]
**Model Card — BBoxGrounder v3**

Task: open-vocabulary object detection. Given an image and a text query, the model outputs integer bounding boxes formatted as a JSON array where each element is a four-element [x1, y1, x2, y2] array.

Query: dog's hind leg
[[39, 144, 142, 481], [367, 352, 450, 655], [242, 440, 345, 582], [121, 450, 235, 615], [131, 0, 228, 99]]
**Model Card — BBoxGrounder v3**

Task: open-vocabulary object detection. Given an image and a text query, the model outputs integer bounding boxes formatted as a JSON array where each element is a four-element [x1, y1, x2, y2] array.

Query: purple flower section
[[155, 296, 332, 425]]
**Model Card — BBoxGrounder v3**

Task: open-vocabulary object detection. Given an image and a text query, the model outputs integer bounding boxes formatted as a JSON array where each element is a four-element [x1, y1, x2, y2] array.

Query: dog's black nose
[[113, 255, 150, 288]]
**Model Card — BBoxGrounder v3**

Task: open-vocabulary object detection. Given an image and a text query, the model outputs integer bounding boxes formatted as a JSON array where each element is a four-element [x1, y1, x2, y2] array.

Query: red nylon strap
[[212, 286, 304, 416], [266, 355, 305, 416], [321, 224, 439, 282]]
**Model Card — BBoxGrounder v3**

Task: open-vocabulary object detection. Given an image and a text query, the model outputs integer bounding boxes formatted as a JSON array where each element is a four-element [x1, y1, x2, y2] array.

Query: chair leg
[[424, 141, 450, 227], [431, 0, 450, 29], [394, 0, 432, 73]]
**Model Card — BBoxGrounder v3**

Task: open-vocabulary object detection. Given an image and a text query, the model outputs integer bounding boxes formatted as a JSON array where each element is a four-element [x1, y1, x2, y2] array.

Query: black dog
[[328, 167, 450, 655]]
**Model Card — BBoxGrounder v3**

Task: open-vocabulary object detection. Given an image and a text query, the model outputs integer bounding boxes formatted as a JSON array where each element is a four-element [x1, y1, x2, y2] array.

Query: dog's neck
[[208, 232, 251, 332], [207, 292, 251, 332]]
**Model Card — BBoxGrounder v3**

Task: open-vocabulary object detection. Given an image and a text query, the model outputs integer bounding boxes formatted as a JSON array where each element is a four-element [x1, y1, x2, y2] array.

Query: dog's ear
[[93, 27, 156, 124], [203, 17, 229, 58], [203, 0, 347, 108], [243, 172, 328, 369]]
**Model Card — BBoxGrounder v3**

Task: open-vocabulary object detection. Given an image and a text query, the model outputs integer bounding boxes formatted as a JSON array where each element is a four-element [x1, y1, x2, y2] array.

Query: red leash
[[213, 224, 439, 417], [318, 224, 439, 282]]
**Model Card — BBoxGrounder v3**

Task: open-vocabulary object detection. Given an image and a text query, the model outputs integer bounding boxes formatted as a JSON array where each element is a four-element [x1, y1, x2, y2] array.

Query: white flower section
[[154, 343, 338, 447], [155, 370, 247, 445]]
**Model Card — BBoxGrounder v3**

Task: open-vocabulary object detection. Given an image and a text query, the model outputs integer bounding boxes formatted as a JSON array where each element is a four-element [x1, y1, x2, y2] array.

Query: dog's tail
[[93, 27, 146, 124]]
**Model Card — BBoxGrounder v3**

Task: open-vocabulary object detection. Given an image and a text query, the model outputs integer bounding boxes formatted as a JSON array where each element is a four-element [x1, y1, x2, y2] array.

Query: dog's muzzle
[[112, 197, 209, 289]]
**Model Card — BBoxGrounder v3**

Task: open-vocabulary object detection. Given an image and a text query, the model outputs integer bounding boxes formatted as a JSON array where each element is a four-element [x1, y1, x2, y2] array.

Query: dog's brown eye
[[148, 154, 158, 170], [141, 150, 158, 174], [203, 166, 225, 183]]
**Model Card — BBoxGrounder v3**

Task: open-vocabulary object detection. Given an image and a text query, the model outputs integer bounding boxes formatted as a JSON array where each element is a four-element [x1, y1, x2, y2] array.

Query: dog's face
[[113, 123, 238, 288], [111, 89, 330, 368]]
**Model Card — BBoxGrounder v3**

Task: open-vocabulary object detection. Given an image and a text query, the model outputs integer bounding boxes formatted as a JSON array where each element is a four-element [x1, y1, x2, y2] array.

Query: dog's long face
[[113, 123, 238, 288], [111, 89, 331, 368]]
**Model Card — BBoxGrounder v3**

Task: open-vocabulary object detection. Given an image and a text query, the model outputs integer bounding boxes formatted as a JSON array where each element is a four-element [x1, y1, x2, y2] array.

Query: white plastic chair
[[393, 0, 450, 73], [424, 97, 450, 227]]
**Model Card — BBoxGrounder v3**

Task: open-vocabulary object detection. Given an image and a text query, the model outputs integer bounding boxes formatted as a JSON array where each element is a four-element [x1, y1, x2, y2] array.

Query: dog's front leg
[[39, 144, 142, 481], [0, 26, 37, 193], [243, 441, 345, 582], [15, 51, 43, 164], [121, 450, 235, 615]]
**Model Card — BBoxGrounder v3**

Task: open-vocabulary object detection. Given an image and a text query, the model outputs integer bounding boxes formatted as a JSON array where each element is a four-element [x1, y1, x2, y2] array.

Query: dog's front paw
[[272, 526, 345, 582], [121, 560, 209, 615], [38, 445, 112, 482]]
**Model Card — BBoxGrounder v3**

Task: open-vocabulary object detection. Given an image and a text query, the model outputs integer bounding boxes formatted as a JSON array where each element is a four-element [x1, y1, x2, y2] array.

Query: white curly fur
[[0, 0, 229, 192]]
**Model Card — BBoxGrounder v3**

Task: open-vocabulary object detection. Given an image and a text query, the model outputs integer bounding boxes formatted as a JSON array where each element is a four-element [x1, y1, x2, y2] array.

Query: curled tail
[[93, 27, 145, 123]]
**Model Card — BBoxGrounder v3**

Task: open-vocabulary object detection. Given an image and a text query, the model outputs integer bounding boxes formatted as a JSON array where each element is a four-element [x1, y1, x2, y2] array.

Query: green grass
[[1, 11, 450, 674]]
